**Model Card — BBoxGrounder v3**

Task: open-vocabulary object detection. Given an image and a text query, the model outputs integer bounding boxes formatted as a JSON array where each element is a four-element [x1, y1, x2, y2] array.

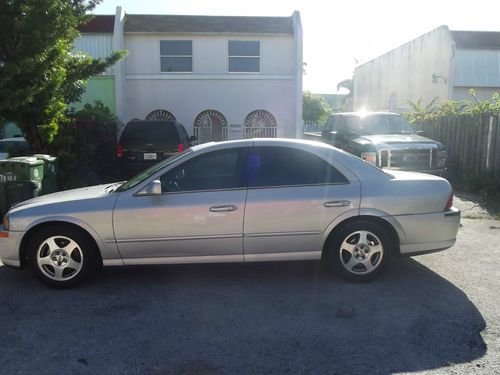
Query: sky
[[94, 0, 500, 94]]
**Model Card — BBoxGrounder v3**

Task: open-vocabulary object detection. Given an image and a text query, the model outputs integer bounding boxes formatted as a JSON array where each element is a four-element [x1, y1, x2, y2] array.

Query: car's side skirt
[[104, 251, 322, 267]]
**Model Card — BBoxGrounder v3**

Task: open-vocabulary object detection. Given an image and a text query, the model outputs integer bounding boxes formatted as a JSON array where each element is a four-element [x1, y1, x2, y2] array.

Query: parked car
[[303, 112, 447, 175], [0, 137, 31, 160], [117, 120, 194, 178], [0, 139, 460, 288]]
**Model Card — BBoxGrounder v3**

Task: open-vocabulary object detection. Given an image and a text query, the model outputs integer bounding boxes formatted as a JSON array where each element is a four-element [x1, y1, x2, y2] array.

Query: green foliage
[[50, 101, 121, 189], [0, 0, 126, 152], [405, 92, 500, 123], [337, 77, 353, 111], [302, 91, 332, 124]]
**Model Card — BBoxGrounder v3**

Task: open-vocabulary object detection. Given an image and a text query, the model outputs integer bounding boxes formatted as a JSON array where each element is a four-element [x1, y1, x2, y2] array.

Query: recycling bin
[[33, 154, 58, 194]]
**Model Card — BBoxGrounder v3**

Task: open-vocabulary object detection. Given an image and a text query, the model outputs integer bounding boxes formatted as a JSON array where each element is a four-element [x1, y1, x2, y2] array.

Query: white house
[[353, 25, 500, 111], [75, 7, 303, 142]]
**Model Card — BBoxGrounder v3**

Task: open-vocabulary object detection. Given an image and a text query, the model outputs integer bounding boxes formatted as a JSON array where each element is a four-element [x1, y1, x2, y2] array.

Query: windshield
[[116, 149, 193, 192], [344, 115, 415, 135]]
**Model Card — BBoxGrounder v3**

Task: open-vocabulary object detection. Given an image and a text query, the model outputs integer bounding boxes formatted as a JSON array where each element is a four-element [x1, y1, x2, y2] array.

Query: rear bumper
[[395, 207, 460, 255], [0, 226, 24, 268]]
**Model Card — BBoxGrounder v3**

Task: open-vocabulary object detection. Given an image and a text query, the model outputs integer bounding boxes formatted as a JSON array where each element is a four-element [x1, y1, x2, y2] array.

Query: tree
[[302, 91, 332, 124], [337, 77, 353, 110], [0, 0, 126, 152]]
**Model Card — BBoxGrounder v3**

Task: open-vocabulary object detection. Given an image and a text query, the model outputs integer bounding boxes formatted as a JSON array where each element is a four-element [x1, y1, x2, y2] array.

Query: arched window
[[244, 110, 277, 138], [193, 110, 228, 144], [145, 109, 176, 121]]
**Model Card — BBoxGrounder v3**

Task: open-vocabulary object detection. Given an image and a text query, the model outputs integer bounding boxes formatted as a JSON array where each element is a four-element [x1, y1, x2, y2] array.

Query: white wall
[[354, 26, 455, 111], [125, 78, 297, 138], [124, 34, 295, 75], [121, 32, 298, 138]]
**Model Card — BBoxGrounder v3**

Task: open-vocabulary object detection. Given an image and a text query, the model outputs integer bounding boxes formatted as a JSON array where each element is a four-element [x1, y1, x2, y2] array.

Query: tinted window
[[120, 121, 180, 148], [160, 40, 192, 72], [228, 41, 260, 73], [243, 147, 348, 187], [161, 150, 243, 192], [344, 115, 414, 135]]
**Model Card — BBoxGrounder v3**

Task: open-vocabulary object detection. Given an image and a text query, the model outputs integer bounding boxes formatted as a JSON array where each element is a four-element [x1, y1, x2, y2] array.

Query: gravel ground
[[0, 198, 499, 375]]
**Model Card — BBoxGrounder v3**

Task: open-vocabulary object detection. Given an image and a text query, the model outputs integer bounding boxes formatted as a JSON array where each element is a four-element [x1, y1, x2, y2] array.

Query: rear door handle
[[323, 200, 351, 208], [209, 205, 238, 212]]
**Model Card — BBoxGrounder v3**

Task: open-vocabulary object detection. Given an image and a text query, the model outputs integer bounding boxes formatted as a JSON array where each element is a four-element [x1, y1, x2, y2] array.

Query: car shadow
[[0, 258, 486, 374]]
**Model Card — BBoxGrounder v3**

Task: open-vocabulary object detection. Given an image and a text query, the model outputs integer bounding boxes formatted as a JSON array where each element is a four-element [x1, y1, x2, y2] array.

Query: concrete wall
[[124, 34, 295, 75], [354, 26, 455, 111], [122, 32, 298, 137], [125, 78, 296, 138]]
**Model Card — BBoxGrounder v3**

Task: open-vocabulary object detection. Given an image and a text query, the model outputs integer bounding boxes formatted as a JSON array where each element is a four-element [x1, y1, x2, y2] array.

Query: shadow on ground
[[0, 258, 486, 374]]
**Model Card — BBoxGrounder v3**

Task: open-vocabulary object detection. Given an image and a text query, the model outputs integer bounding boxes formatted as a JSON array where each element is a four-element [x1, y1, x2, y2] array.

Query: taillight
[[445, 193, 453, 210], [117, 144, 123, 158], [177, 143, 184, 153]]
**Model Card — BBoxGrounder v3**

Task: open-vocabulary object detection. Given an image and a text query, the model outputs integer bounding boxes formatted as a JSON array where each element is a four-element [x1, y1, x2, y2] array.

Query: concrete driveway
[[0, 197, 498, 374]]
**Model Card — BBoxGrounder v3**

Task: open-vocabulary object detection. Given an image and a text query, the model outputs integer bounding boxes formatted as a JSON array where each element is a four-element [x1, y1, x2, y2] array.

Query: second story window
[[160, 40, 192, 72], [228, 41, 260, 73]]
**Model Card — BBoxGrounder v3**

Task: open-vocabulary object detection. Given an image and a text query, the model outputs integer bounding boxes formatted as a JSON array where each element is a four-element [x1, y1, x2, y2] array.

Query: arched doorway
[[194, 110, 228, 144], [244, 110, 277, 138]]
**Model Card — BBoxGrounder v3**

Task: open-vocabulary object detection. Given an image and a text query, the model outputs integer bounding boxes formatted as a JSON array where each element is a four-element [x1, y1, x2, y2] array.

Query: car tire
[[28, 226, 100, 288], [328, 220, 393, 282]]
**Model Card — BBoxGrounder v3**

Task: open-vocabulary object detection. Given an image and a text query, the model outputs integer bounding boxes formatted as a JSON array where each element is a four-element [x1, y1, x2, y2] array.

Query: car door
[[113, 147, 248, 262], [242, 144, 360, 260]]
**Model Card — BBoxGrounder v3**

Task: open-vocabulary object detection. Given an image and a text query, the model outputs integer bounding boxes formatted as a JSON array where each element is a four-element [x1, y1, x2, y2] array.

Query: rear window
[[119, 121, 180, 147]]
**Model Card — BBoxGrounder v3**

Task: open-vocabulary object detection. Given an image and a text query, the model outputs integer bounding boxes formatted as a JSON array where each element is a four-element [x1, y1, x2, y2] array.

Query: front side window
[[160, 40, 192, 72], [161, 149, 243, 192], [228, 41, 260, 73], [242, 147, 349, 187]]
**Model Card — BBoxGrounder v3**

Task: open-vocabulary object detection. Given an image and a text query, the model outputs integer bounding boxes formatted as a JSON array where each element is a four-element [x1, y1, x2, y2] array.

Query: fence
[[243, 125, 277, 139], [414, 114, 500, 178]]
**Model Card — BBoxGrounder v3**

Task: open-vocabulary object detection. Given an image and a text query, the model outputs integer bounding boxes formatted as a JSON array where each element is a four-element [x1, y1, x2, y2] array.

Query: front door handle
[[323, 200, 351, 208], [209, 205, 238, 212]]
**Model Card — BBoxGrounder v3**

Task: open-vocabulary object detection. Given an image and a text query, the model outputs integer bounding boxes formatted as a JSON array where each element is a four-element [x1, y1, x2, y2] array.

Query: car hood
[[354, 134, 441, 149], [8, 184, 115, 213]]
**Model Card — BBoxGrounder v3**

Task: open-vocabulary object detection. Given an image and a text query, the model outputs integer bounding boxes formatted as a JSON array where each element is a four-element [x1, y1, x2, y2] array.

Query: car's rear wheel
[[328, 220, 393, 282], [28, 226, 100, 288]]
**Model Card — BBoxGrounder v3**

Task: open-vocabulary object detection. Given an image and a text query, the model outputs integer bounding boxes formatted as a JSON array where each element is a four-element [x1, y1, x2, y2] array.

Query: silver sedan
[[0, 139, 460, 287]]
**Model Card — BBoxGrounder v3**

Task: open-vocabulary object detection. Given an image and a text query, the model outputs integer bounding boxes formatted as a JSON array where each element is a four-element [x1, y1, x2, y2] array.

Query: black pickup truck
[[303, 112, 446, 175]]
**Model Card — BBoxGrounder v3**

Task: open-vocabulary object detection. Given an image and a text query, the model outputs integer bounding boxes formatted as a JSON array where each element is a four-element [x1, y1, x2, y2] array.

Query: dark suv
[[118, 120, 193, 178]]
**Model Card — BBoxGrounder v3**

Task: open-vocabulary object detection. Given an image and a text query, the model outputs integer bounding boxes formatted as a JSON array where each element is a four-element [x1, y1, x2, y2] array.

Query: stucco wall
[[125, 78, 296, 138], [124, 34, 295, 75], [354, 26, 455, 111]]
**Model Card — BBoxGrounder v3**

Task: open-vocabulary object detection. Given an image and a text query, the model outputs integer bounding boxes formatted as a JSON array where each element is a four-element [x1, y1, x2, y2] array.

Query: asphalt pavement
[[0, 198, 499, 375]]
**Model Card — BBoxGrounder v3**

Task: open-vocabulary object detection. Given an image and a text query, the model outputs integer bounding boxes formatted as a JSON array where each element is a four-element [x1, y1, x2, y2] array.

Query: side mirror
[[139, 180, 162, 196], [416, 130, 426, 136]]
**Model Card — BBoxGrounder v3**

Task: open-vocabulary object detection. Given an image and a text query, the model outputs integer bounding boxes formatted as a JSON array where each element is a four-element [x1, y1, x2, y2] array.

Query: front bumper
[[396, 207, 461, 255], [0, 225, 24, 268]]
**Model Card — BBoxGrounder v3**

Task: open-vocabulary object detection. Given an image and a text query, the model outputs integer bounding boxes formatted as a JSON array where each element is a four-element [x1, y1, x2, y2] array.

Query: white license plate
[[143, 153, 157, 160]]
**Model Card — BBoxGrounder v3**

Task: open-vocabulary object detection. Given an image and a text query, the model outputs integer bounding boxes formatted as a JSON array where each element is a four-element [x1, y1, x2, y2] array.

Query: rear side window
[[120, 121, 180, 148], [243, 146, 349, 187]]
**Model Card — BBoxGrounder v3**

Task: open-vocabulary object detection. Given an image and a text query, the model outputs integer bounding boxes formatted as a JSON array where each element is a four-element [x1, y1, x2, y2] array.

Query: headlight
[[361, 152, 377, 165], [2, 214, 9, 231]]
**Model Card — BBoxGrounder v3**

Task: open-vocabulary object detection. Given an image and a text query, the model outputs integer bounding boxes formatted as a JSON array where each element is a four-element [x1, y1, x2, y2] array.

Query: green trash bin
[[6, 157, 44, 183], [0, 157, 44, 216], [33, 154, 58, 194], [4, 180, 40, 211]]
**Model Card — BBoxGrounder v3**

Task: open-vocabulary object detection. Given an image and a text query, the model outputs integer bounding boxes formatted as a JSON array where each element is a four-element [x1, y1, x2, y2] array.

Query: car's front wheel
[[328, 220, 393, 282], [28, 226, 100, 288]]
